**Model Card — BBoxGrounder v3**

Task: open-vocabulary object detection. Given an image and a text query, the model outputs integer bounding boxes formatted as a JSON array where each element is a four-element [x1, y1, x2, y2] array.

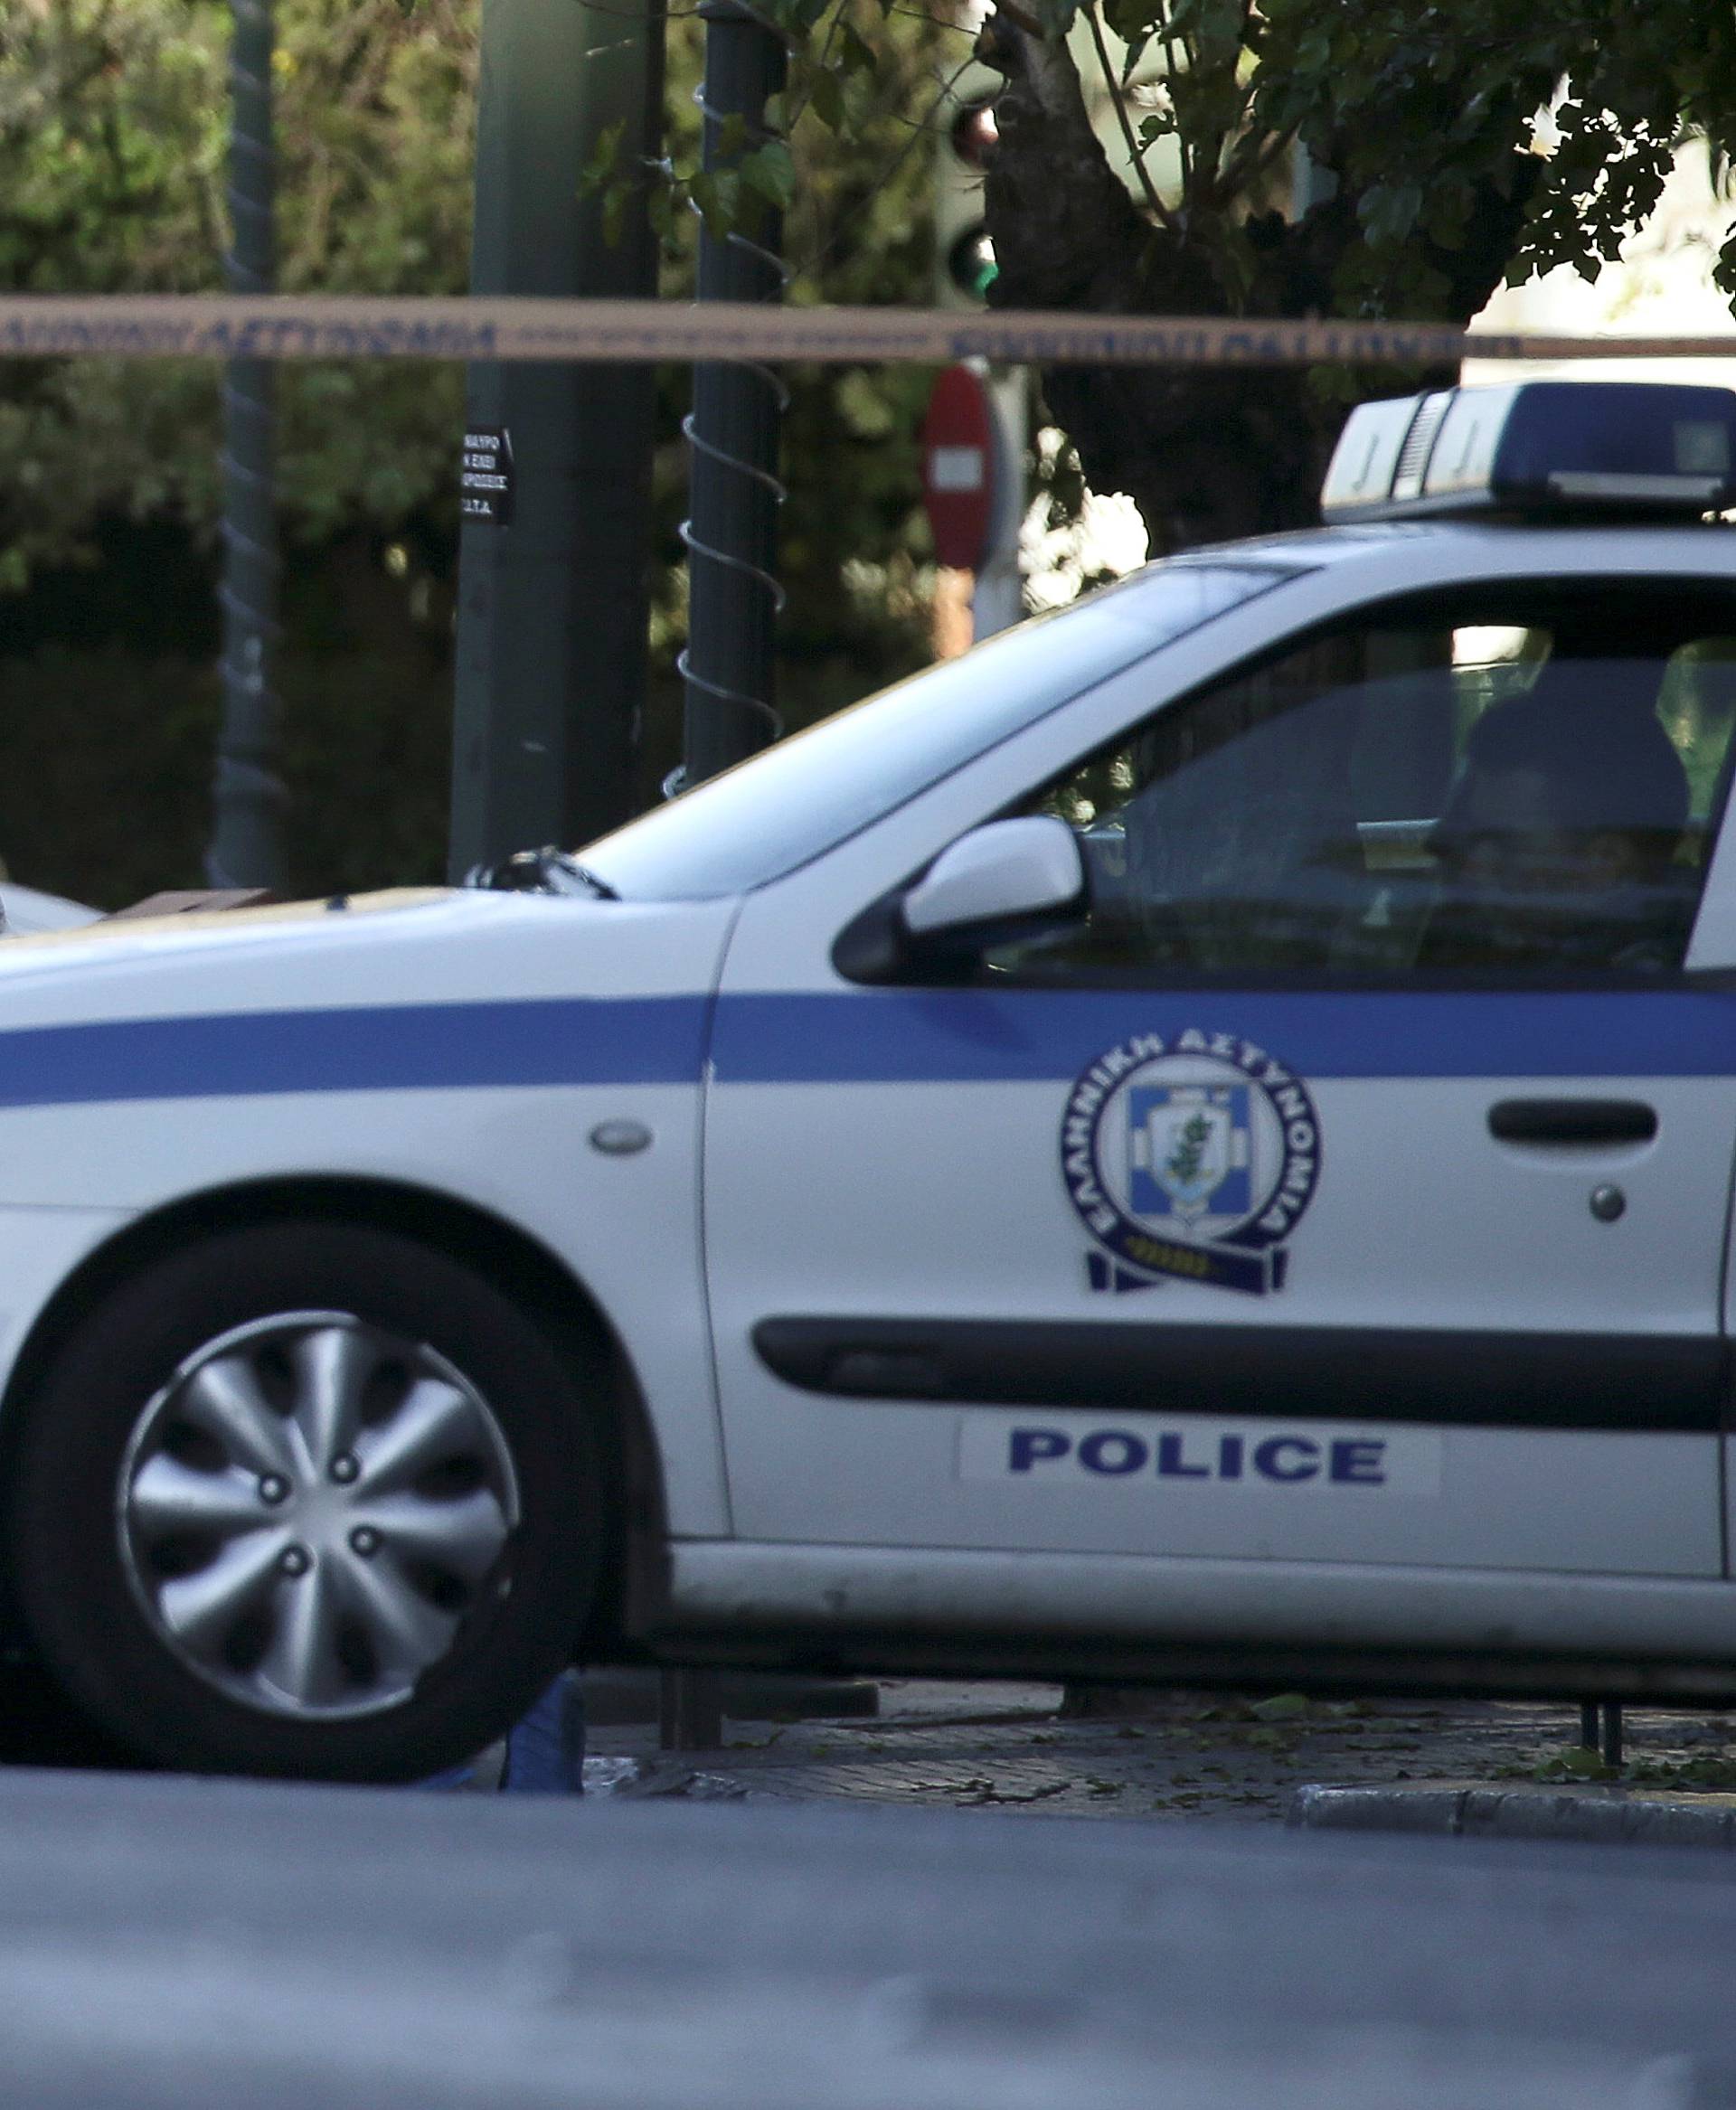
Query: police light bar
[[1321, 381, 1736, 523]]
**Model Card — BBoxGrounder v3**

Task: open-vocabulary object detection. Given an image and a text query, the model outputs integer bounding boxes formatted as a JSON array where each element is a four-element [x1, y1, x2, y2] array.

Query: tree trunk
[[977, 14, 1538, 551]]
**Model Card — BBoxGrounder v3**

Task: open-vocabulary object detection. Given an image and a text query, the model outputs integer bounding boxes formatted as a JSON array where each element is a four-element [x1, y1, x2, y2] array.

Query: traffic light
[[934, 65, 1002, 309]]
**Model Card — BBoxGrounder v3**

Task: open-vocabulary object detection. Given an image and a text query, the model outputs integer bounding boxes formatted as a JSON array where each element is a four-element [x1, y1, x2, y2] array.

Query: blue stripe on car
[[0, 984, 1724, 1110], [710, 987, 1736, 1084], [0, 997, 705, 1107]]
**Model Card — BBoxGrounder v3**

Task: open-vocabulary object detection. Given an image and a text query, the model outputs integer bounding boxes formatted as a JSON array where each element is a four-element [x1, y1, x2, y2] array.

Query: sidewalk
[[583, 1679, 1736, 1825]]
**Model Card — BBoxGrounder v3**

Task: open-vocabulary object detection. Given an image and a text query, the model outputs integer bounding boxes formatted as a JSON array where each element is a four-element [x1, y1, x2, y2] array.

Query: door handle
[[1487, 1098, 1657, 1146]]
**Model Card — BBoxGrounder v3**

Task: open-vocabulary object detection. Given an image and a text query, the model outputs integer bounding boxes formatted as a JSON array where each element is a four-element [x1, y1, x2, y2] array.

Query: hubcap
[[118, 1312, 521, 1720]]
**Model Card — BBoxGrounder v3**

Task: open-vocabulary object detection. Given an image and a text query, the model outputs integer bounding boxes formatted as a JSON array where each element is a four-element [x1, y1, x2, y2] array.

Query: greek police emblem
[[1060, 1031, 1321, 1295]]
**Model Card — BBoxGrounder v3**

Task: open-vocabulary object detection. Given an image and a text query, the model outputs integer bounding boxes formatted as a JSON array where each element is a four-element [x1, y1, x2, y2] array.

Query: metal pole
[[1577, 1700, 1623, 1768], [971, 366, 1026, 642], [679, 3, 788, 789], [450, 0, 665, 881], [207, 0, 286, 890], [658, 1669, 724, 1751]]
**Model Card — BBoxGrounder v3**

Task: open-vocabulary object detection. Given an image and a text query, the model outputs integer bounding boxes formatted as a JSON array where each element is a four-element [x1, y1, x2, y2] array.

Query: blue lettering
[[1254, 1436, 1319, 1483], [1080, 1430, 1148, 1475], [1006, 1427, 1378, 1487], [1329, 1439, 1386, 1485], [1009, 1428, 1071, 1473], [1156, 1433, 1209, 1479]]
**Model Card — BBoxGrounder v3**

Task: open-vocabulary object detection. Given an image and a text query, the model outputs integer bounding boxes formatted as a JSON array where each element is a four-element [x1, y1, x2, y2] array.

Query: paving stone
[[584, 1680, 1736, 1827]]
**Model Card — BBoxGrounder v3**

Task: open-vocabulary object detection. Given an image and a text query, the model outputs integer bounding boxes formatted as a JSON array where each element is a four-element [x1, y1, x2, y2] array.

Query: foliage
[[8, 0, 1736, 812], [0, 0, 941, 659], [620, 0, 1736, 539], [665, 0, 1736, 320], [1246, 0, 1736, 311], [0, 0, 947, 896], [0, 0, 476, 589]]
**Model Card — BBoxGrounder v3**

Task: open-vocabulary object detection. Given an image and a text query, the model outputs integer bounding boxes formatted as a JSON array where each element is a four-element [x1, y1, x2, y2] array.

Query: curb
[[580, 1669, 879, 1728], [1289, 1783, 1736, 1849]]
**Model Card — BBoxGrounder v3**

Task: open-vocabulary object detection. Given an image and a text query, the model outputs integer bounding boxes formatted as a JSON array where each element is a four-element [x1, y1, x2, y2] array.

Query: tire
[[5, 1221, 608, 1782]]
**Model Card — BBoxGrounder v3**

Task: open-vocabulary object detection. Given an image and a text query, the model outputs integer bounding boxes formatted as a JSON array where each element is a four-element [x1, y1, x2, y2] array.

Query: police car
[[6, 378, 1736, 1781]]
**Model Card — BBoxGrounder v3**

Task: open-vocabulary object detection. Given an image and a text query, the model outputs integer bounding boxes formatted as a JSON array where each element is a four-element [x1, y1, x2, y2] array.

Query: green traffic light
[[948, 223, 998, 302]]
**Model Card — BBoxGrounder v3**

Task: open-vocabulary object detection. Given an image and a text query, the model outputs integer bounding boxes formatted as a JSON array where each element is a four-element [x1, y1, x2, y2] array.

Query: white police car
[[7, 378, 1736, 1780]]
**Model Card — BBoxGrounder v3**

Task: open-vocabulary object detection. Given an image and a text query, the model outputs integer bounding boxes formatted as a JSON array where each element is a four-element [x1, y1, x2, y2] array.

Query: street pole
[[450, 0, 665, 881], [679, 2, 788, 789], [206, 0, 285, 890], [971, 366, 1027, 642]]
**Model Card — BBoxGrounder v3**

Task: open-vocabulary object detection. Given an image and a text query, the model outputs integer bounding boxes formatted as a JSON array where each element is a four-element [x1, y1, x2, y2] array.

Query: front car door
[[703, 550, 1736, 1663]]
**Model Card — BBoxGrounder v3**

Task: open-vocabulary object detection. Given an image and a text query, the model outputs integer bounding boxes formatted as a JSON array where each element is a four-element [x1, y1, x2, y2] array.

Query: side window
[[999, 586, 1736, 980]]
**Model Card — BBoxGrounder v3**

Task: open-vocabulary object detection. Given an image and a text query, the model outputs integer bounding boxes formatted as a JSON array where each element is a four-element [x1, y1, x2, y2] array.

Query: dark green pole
[[207, 0, 285, 889], [449, 0, 665, 881]]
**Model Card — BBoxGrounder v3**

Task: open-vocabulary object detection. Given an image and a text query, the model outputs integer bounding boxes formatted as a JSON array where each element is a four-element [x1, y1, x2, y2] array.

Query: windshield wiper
[[462, 847, 618, 900]]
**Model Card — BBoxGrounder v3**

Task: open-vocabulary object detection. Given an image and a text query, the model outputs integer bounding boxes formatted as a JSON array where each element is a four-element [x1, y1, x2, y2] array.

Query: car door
[[703, 573, 1736, 1580]]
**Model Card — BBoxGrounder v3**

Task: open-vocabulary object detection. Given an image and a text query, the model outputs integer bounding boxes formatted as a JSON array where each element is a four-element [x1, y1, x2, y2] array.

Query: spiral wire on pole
[[673, 211, 790, 779], [673, 7, 789, 797], [207, 0, 287, 887]]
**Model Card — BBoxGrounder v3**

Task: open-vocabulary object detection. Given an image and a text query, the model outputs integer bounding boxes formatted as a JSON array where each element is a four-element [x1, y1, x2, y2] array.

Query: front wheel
[[6, 1222, 608, 1781]]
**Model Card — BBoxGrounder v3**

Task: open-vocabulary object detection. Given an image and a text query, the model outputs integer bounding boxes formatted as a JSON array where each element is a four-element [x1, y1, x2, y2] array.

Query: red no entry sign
[[922, 363, 995, 570]]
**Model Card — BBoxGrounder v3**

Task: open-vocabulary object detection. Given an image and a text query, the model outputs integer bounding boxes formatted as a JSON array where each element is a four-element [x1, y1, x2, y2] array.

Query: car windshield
[[580, 559, 1307, 900]]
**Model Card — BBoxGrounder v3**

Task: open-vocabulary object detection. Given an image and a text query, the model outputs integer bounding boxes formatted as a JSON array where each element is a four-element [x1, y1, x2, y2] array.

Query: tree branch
[[1158, 21, 1192, 203], [1080, 0, 1176, 232], [1217, 123, 1297, 204]]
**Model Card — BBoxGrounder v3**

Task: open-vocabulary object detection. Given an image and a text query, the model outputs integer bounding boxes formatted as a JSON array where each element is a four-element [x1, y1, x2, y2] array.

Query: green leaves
[[580, 117, 627, 196], [14, 0, 1736, 624], [0, 0, 478, 584], [1166, 0, 1243, 68], [1248, 1693, 1312, 1722], [1207, 0, 1736, 336], [1357, 182, 1424, 248], [835, 21, 877, 79], [591, 0, 1735, 331], [1533, 1745, 1618, 1782], [576, 0, 899, 257], [687, 167, 740, 240], [740, 139, 797, 210], [807, 63, 846, 132]]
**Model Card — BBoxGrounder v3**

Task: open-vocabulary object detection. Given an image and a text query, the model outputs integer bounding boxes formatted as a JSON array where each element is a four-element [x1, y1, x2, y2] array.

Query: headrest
[[1436, 666, 1689, 839]]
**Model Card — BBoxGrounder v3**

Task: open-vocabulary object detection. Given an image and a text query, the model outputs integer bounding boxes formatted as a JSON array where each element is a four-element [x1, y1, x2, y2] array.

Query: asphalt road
[[0, 1766, 1732, 2108]]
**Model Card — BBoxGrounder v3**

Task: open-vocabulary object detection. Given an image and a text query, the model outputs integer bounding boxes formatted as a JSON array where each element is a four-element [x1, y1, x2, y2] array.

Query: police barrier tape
[[5, 293, 1736, 367]]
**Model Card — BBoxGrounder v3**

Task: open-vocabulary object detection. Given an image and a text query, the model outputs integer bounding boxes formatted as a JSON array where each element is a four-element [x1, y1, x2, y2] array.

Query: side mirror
[[901, 815, 1085, 940]]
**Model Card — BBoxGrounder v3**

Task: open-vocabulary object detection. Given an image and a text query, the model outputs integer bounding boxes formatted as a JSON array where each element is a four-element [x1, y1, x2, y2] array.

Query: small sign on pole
[[460, 425, 514, 525], [921, 364, 995, 572]]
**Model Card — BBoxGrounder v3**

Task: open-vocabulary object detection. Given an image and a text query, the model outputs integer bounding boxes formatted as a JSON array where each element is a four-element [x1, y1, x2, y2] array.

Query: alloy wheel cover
[[117, 1311, 521, 1721]]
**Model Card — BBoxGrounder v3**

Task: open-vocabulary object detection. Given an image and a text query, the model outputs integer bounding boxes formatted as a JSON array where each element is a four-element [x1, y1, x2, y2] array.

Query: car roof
[[1156, 519, 1736, 604], [1189, 517, 1736, 564]]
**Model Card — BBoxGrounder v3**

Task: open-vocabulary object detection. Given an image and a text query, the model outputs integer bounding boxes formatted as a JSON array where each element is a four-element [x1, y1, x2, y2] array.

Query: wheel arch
[[0, 1174, 669, 1659]]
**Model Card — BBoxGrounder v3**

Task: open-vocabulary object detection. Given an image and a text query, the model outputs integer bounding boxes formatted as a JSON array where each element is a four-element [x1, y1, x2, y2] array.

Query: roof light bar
[[1321, 381, 1736, 523]]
